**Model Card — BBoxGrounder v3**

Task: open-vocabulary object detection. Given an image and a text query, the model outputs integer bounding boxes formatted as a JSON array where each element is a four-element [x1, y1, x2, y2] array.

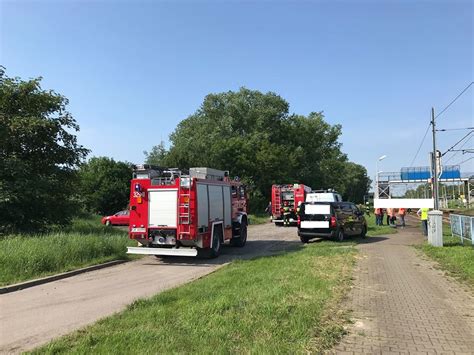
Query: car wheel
[[300, 236, 309, 243], [337, 229, 344, 242], [360, 225, 367, 238], [105, 220, 112, 227]]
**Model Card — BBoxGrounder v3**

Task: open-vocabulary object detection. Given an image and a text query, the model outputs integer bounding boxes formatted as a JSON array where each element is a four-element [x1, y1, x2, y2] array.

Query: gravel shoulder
[[0, 223, 299, 353]]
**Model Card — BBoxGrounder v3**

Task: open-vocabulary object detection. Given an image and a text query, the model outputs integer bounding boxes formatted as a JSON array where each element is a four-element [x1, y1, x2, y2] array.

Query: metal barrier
[[449, 214, 474, 245]]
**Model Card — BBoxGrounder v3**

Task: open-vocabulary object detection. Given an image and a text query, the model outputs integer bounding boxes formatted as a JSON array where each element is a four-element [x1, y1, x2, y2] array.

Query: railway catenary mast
[[127, 165, 248, 258]]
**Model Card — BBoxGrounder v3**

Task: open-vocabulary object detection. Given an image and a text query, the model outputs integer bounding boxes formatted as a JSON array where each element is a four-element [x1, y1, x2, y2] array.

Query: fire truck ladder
[[179, 192, 191, 229], [274, 188, 281, 214]]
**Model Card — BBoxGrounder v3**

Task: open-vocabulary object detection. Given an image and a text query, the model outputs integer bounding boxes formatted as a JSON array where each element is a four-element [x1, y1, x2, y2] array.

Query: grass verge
[[34, 241, 356, 354], [365, 214, 398, 237], [0, 216, 135, 286], [417, 223, 474, 288], [248, 213, 271, 225]]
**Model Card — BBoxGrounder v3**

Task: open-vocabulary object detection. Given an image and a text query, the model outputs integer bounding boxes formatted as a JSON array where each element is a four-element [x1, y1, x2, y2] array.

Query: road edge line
[[0, 260, 128, 294]]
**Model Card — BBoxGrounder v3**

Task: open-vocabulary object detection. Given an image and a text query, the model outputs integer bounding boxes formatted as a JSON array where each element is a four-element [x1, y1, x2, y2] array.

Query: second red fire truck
[[271, 183, 312, 225], [127, 165, 248, 258]]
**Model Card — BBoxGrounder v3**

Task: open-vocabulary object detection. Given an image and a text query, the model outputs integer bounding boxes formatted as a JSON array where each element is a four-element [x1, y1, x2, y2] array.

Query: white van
[[305, 189, 342, 203]]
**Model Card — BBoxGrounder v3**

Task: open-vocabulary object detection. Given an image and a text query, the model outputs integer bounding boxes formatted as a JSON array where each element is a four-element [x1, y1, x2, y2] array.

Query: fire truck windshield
[[282, 192, 293, 200]]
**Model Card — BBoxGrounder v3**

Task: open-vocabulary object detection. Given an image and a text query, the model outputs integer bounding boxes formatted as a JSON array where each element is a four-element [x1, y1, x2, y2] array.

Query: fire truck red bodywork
[[271, 184, 312, 225], [127, 166, 248, 257]]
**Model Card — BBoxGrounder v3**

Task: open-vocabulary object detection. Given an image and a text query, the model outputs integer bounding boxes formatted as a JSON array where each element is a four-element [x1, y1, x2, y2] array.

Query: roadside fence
[[449, 214, 474, 245]]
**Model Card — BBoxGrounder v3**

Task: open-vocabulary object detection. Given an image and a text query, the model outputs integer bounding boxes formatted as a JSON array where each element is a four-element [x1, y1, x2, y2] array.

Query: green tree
[[340, 162, 372, 203], [146, 88, 362, 211], [0, 68, 88, 232], [78, 157, 132, 215], [144, 141, 168, 166]]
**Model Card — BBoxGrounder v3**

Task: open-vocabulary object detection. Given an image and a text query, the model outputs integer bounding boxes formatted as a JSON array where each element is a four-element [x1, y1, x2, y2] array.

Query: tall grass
[[35, 241, 356, 354], [0, 216, 134, 286], [417, 223, 474, 287]]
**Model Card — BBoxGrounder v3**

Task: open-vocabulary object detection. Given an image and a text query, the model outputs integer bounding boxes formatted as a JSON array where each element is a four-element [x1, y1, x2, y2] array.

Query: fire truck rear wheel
[[230, 220, 247, 247], [199, 227, 222, 258]]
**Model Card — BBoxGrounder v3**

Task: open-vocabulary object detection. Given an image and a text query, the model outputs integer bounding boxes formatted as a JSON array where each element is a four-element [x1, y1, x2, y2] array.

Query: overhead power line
[[442, 130, 474, 157], [409, 123, 431, 167], [444, 136, 472, 164], [452, 156, 474, 166], [437, 127, 474, 131], [408, 81, 473, 168], [435, 81, 474, 120]]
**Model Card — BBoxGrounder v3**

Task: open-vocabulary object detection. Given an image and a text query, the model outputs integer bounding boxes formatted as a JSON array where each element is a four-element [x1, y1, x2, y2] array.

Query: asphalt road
[[0, 223, 302, 354]]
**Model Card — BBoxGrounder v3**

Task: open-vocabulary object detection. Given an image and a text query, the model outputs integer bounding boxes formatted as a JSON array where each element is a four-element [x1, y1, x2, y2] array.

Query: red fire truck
[[127, 165, 248, 258], [271, 184, 312, 225]]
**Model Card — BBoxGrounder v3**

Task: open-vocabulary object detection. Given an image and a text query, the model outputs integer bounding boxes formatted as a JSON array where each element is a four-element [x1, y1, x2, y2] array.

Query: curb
[[0, 260, 128, 294]]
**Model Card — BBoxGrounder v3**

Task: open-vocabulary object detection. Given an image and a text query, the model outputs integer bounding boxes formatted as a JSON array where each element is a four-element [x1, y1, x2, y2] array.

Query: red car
[[101, 210, 130, 226]]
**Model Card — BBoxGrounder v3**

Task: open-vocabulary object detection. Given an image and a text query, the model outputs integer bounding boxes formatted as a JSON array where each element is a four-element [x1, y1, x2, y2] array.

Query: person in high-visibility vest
[[417, 207, 429, 236], [365, 201, 371, 216], [283, 201, 291, 227]]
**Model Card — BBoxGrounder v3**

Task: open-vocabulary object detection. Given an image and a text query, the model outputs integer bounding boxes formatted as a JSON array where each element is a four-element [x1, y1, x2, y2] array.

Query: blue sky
[[1, 0, 473, 184]]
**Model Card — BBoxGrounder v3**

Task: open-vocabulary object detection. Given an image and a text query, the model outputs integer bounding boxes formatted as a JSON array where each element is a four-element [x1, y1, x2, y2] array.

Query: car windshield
[[306, 193, 336, 202]]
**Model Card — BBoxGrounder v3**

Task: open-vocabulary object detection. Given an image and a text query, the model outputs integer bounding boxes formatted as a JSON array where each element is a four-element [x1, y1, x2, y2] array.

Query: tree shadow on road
[[142, 239, 305, 267]]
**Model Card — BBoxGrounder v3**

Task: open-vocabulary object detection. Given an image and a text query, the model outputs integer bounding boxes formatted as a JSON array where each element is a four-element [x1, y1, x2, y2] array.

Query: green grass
[[34, 241, 356, 354], [0, 216, 135, 286], [417, 223, 474, 288], [365, 214, 398, 237], [248, 213, 271, 225]]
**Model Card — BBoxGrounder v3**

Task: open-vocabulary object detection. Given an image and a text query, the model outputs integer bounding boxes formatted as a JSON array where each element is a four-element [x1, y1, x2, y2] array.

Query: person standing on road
[[386, 208, 392, 225], [365, 201, 371, 216], [375, 208, 381, 226], [282, 201, 291, 227], [398, 208, 406, 228], [417, 207, 429, 236], [380, 208, 385, 226], [264, 201, 272, 216]]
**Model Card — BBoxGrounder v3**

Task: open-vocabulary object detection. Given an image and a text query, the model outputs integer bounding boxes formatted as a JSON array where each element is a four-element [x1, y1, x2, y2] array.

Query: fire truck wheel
[[199, 228, 222, 258], [230, 221, 247, 247]]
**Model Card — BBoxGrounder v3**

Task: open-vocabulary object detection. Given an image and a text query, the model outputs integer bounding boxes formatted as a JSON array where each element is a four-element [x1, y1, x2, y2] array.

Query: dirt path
[[0, 223, 301, 354], [330, 222, 474, 354]]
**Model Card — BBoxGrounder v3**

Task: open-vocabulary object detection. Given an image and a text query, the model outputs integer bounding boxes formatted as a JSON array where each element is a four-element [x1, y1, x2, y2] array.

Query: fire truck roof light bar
[[127, 246, 198, 257]]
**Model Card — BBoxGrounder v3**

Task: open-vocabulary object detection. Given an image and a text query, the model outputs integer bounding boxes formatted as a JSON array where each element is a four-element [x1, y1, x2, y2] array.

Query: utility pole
[[431, 107, 440, 210]]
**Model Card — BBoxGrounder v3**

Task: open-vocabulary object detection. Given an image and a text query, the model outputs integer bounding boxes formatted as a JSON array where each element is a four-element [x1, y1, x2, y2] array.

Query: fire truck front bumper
[[127, 247, 198, 257]]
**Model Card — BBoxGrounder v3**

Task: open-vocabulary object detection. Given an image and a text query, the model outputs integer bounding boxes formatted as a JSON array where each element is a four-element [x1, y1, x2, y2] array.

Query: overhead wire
[[434, 81, 474, 120], [437, 127, 474, 131], [407, 81, 473, 167], [409, 123, 431, 167], [441, 130, 474, 157], [452, 156, 474, 166], [444, 136, 473, 164]]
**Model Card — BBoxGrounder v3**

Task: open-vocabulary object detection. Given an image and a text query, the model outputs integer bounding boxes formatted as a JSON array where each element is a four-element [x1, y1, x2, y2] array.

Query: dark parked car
[[297, 202, 367, 243], [101, 210, 130, 226]]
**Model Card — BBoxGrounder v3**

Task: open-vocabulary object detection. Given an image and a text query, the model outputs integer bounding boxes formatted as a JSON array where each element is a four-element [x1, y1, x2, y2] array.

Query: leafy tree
[[340, 162, 372, 203], [78, 157, 132, 215], [144, 141, 168, 166], [0, 68, 89, 232], [145, 88, 368, 210]]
